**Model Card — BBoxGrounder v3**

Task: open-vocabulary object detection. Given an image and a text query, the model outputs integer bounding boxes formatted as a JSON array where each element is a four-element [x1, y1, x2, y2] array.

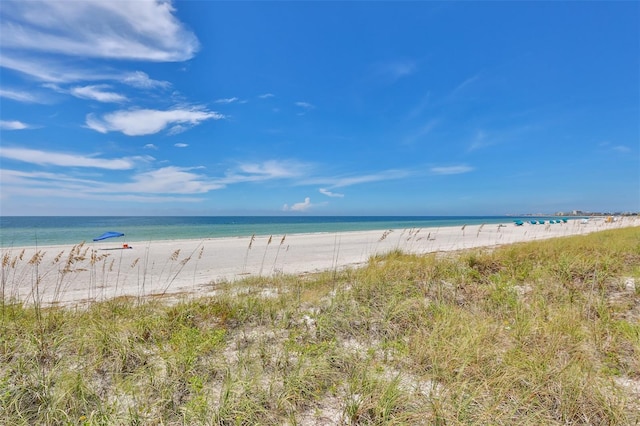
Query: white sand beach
[[2, 216, 638, 307]]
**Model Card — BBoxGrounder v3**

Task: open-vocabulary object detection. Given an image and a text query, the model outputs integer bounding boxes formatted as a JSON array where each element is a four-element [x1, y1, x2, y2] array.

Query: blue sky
[[1, 1, 638, 216]]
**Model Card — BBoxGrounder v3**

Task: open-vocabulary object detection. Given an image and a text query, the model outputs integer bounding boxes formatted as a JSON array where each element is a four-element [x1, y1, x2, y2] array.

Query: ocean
[[0, 216, 555, 247]]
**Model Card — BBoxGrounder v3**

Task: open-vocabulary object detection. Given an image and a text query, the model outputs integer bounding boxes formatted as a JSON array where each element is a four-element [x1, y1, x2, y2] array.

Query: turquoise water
[[0, 216, 557, 247]]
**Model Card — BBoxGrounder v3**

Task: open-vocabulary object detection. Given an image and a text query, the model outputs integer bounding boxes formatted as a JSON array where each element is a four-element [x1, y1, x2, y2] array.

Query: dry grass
[[0, 227, 639, 424]]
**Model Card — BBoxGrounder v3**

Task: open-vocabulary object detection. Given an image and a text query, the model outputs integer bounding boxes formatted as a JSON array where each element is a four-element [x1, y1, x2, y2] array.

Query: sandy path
[[2, 217, 638, 306]]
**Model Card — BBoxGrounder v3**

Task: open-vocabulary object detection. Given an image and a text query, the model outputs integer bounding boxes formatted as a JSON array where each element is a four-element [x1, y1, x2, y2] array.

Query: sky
[[0, 1, 638, 216]]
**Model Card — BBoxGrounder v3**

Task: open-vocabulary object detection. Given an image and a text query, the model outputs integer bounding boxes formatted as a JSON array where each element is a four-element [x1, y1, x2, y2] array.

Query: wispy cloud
[[0, 120, 30, 130], [451, 74, 480, 96], [144, 144, 158, 150], [122, 71, 170, 89], [215, 97, 239, 104], [1, 53, 172, 90], [70, 85, 127, 103], [118, 166, 222, 194], [221, 160, 308, 185], [0, 146, 139, 170], [1, 168, 211, 202], [403, 118, 440, 145], [612, 145, 631, 153], [283, 197, 313, 212], [312, 169, 410, 189], [0, 88, 44, 103], [86, 107, 225, 136], [430, 165, 474, 175], [174, 143, 189, 148], [295, 101, 314, 109], [259, 93, 274, 99], [373, 60, 417, 83], [467, 129, 491, 151], [1, 0, 199, 61], [319, 188, 344, 198]]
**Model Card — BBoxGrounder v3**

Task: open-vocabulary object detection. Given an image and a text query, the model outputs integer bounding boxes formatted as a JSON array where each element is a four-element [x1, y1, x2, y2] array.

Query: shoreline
[[2, 217, 638, 307]]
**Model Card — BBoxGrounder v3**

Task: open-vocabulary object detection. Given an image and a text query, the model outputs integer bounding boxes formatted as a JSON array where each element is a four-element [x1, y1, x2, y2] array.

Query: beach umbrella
[[93, 231, 125, 241], [92, 231, 131, 248]]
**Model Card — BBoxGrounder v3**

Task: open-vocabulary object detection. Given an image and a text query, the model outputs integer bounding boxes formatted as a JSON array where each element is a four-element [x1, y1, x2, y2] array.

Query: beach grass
[[1, 227, 639, 424]]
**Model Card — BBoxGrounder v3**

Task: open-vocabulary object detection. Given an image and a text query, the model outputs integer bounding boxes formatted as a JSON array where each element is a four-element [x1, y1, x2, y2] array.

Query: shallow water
[[0, 215, 560, 247]]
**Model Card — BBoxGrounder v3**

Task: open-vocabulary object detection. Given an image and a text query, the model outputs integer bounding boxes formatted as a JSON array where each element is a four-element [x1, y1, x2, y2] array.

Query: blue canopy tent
[[93, 231, 131, 249], [93, 231, 124, 241]]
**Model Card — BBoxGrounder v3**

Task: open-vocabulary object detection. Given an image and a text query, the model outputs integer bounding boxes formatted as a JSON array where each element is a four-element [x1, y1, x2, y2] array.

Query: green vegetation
[[1, 227, 639, 424]]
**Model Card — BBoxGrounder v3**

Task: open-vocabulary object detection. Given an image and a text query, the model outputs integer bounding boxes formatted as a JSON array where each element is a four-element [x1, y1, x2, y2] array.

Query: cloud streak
[[0, 0, 199, 61], [430, 165, 474, 175], [0, 120, 29, 130], [71, 85, 128, 103], [86, 107, 225, 136], [319, 188, 344, 198], [0, 147, 139, 169]]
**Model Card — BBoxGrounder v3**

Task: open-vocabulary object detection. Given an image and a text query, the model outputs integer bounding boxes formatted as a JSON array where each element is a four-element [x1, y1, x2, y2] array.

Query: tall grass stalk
[[242, 234, 255, 275], [271, 234, 286, 275], [259, 235, 273, 276]]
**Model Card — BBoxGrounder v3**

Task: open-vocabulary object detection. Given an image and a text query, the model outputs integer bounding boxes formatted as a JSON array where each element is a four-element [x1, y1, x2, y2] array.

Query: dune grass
[[1, 227, 639, 424]]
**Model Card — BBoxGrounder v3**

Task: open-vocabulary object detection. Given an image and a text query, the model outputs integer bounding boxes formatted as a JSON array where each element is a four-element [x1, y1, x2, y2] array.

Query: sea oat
[[52, 250, 64, 265], [170, 249, 180, 261], [379, 230, 393, 242], [28, 251, 44, 265]]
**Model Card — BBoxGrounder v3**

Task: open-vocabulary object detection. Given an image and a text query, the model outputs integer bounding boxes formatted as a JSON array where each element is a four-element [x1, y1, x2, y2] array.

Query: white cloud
[[215, 97, 239, 104], [0, 147, 137, 169], [0, 120, 29, 130], [238, 160, 305, 179], [319, 188, 344, 198], [174, 143, 189, 148], [0, 53, 95, 83], [122, 71, 170, 89], [295, 101, 314, 109], [71, 85, 127, 103], [0, 88, 42, 103], [217, 160, 309, 187], [259, 93, 274, 99], [1, 165, 221, 196], [283, 197, 313, 212], [86, 107, 225, 136], [144, 144, 158, 150], [119, 166, 222, 194], [0, 168, 206, 202], [310, 169, 410, 188], [0, 0, 199, 61], [430, 165, 474, 175]]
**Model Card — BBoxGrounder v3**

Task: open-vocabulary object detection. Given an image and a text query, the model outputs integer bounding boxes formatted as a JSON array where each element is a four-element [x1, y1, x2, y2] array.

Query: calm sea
[[0, 216, 552, 247]]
